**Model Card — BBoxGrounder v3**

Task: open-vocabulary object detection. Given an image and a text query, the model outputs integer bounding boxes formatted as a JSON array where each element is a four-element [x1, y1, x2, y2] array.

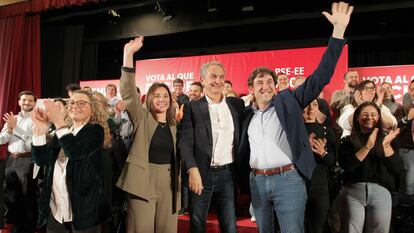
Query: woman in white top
[[338, 80, 397, 138]]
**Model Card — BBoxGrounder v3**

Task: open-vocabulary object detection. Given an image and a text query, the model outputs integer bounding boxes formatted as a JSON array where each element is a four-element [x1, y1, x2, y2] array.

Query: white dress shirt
[[0, 112, 33, 153], [205, 95, 235, 166]]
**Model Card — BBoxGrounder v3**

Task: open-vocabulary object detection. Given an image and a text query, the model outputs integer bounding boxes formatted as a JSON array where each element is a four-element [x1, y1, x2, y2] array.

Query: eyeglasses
[[68, 100, 91, 109], [363, 86, 376, 91]]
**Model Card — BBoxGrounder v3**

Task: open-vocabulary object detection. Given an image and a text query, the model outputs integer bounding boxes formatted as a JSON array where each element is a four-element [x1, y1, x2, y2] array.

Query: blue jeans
[[399, 148, 414, 195], [250, 169, 307, 233], [190, 167, 237, 233], [340, 182, 392, 233]]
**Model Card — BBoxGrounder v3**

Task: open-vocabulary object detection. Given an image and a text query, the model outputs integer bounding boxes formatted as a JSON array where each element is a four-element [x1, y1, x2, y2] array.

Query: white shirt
[[0, 112, 32, 153], [33, 124, 85, 223], [205, 95, 234, 166], [248, 103, 293, 169], [338, 104, 397, 138]]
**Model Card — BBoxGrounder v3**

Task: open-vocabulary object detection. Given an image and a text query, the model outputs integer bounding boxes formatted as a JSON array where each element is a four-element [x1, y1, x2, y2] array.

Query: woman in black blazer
[[31, 90, 110, 233]]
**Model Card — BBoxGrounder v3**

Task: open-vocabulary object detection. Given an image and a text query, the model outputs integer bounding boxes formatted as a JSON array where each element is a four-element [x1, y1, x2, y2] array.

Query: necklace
[[159, 122, 168, 128]]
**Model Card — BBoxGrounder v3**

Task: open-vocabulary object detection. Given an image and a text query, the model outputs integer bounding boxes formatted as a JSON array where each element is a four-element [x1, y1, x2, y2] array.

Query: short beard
[[348, 82, 357, 89]]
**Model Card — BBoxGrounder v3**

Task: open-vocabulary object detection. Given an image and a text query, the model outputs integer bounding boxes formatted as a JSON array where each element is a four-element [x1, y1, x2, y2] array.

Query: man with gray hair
[[179, 61, 244, 233]]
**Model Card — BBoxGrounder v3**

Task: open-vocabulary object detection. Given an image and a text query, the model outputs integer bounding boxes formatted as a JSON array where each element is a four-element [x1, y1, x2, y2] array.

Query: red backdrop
[[352, 65, 414, 103]]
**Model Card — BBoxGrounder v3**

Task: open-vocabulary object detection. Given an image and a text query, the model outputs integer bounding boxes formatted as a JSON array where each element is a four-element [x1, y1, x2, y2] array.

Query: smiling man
[[238, 2, 353, 233], [0, 90, 38, 233], [179, 61, 244, 233]]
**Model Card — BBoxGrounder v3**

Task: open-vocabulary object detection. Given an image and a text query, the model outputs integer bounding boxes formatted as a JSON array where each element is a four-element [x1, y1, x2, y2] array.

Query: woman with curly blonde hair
[[31, 90, 111, 233]]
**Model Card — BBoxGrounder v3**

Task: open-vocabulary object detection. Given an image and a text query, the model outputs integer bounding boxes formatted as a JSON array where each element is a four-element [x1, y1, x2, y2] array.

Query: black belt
[[210, 163, 234, 171]]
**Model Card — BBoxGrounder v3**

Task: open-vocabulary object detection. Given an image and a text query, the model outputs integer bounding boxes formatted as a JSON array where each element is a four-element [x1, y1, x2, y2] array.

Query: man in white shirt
[[0, 90, 37, 233], [179, 61, 244, 233]]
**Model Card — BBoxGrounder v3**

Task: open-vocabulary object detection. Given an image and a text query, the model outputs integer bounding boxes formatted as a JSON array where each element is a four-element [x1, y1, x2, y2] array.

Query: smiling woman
[[116, 36, 181, 233], [30, 90, 111, 232]]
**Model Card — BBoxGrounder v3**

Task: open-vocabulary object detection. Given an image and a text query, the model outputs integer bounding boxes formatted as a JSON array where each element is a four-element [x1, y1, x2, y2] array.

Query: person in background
[[338, 80, 397, 138], [105, 84, 121, 109], [0, 90, 37, 233], [82, 86, 93, 93], [338, 102, 402, 233], [0, 144, 7, 230], [66, 83, 81, 97], [173, 78, 189, 107], [303, 100, 336, 233], [223, 80, 234, 97], [116, 36, 181, 233], [394, 79, 414, 197], [330, 70, 359, 114], [380, 82, 401, 115], [276, 72, 289, 91], [31, 90, 111, 233]]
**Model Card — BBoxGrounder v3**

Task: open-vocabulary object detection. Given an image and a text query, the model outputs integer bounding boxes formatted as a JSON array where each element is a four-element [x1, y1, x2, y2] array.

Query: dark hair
[[136, 86, 141, 94], [224, 80, 233, 86], [173, 78, 184, 85], [191, 81, 203, 92], [350, 102, 384, 157], [145, 83, 176, 126], [66, 83, 81, 92], [248, 67, 277, 87], [18, 90, 37, 102], [105, 84, 117, 95], [344, 70, 358, 79], [53, 98, 67, 106], [351, 80, 377, 107]]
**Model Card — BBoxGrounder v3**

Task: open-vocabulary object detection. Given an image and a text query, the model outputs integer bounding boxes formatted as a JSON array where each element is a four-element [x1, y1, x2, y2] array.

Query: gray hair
[[200, 61, 225, 78]]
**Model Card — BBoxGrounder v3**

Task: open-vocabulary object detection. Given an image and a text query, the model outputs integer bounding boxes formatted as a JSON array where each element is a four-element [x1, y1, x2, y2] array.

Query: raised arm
[[294, 2, 353, 108], [120, 36, 145, 126]]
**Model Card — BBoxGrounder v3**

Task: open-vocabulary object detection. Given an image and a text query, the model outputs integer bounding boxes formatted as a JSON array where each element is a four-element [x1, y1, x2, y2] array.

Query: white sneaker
[[251, 216, 256, 222]]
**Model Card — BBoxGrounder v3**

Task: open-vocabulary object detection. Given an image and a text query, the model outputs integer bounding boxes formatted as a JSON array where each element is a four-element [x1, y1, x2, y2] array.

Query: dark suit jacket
[[238, 37, 346, 193], [32, 124, 110, 230], [179, 96, 244, 183]]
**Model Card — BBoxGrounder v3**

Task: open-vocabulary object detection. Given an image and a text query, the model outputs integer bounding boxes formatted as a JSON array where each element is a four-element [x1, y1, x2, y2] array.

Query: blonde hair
[[73, 90, 113, 149]]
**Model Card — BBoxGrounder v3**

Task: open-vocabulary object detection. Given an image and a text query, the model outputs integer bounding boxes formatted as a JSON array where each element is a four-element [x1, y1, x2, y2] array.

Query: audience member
[[338, 102, 402, 233], [0, 90, 38, 233]]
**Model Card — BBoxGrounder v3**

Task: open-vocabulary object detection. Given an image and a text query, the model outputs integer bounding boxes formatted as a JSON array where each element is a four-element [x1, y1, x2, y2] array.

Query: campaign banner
[[135, 45, 348, 102], [352, 65, 414, 103], [81, 44, 349, 102]]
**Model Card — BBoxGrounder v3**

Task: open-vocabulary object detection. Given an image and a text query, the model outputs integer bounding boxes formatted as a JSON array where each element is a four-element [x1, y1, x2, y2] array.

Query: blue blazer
[[238, 37, 346, 193]]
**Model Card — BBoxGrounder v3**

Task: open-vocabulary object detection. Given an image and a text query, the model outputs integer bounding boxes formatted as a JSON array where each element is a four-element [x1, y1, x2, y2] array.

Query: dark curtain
[[41, 24, 84, 98], [0, 14, 41, 118]]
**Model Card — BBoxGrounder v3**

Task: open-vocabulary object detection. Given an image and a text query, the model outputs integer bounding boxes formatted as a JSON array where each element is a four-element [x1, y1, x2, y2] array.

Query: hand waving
[[124, 36, 144, 55], [322, 2, 354, 39]]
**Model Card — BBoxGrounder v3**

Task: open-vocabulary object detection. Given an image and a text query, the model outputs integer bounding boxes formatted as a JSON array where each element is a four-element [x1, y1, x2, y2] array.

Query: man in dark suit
[[179, 61, 244, 233], [238, 2, 353, 233]]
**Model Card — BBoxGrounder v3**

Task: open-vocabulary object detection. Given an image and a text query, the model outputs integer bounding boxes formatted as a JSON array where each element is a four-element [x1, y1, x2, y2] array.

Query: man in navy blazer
[[238, 2, 353, 233], [179, 61, 244, 233]]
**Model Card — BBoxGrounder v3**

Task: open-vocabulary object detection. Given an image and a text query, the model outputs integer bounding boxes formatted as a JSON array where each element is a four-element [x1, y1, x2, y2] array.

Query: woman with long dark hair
[[116, 36, 180, 233], [338, 102, 402, 233]]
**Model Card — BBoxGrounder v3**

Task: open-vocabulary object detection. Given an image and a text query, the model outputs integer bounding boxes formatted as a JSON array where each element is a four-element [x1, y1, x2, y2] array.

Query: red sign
[[81, 44, 349, 102], [353, 65, 414, 103]]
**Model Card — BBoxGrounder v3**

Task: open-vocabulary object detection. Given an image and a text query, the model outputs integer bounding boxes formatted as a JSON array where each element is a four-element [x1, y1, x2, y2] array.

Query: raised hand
[[383, 128, 400, 148], [124, 36, 144, 55], [31, 107, 50, 136], [322, 2, 354, 39], [43, 99, 67, 126], [3, 112, 17, 130], [123, 36, 144, 68], [353, 90, 363, 106]]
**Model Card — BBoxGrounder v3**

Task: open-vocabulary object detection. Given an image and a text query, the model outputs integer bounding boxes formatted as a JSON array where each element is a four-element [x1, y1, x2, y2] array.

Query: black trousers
[[5, 156, 38, 233], [0, 159, 5, 228]]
